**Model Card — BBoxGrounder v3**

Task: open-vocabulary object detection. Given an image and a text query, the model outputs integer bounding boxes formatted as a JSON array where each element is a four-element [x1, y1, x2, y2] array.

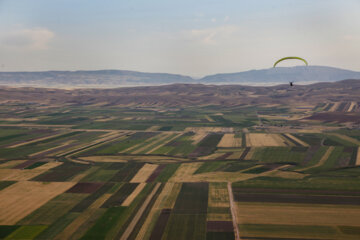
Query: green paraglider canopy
[[273, 56, 308, 68]]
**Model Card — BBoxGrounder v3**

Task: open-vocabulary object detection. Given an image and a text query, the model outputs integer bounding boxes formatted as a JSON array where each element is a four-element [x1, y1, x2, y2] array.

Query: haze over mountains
[[1, 66, 360, 88]]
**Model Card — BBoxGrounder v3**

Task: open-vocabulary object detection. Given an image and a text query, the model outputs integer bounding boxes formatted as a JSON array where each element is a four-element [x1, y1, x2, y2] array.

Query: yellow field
[[145, 125, 160, 131], [244, 147, 255, 160], [168, 162, 271, 182], [198, 152, 225, 160], [130, 163, 158, 183], [356, 147, 360, 166], [148, 133, 182, 153], [0, 181, 75, 224], [0, 160, 26, 169], [6, 131, 69, 148], [70, 166, 100, 182], [246, 133, 287, 147], [268, 170, 308, 179], [122, 183, 147, 206], [132, 133, 171, 154], [227, 151, 244, 159], [78, 156, 128, 163], [54, 193, 111, 240], [60, 132, 127, 157], [205, 115, 215, 122], [163, 183, 182, 209], [329, 102, 340, 112], [217, 134, 242, 148], [207, 213, 232, 221], [208, 182, 230, 208], [135, 182, 178, 240], [347, 101, 357, 112], [0, 162, 62, 181], [191, 132, 208, 145], [29, 141, 74, 157], [236, 202, 360, 226], [95, 116, 117, 122], [168, 162, 203, 182], [185, 127, 233, 133]]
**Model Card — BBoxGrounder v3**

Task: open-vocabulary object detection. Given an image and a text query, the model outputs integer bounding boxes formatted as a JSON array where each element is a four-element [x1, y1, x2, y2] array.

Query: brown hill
[[1, 79, 359, 107]]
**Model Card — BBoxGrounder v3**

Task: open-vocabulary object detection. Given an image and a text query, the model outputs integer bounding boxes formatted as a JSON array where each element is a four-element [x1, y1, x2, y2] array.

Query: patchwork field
[[0, 94, 360, 240]]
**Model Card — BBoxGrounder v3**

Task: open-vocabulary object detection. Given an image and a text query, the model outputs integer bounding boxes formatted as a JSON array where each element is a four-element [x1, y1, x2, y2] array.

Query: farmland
[[0, 83, 360, 239]]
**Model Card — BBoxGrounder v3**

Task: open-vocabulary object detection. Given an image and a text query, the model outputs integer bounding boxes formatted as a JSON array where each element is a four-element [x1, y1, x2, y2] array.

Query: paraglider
[[273, 56, 308, 87], [273, 56, 308, 68]]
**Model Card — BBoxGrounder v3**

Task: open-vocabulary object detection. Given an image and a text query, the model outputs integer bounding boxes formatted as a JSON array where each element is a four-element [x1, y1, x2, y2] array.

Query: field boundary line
[[7, 131, 71, 148], [148, 133, 181, 154], [120, 183, 161, 240], [228, 182, 241, 240]]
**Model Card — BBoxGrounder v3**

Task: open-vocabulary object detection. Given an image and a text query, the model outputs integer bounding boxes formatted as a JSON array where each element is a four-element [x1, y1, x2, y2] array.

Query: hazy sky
[[1, 0, 360, 76]]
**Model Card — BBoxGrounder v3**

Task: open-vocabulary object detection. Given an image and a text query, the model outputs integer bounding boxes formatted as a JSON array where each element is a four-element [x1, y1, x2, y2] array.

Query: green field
[[0, 103, 359, 240]]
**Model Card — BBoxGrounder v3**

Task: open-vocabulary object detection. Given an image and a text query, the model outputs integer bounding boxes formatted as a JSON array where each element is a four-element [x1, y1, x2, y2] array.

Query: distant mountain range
[[1, 66, 360, 88]]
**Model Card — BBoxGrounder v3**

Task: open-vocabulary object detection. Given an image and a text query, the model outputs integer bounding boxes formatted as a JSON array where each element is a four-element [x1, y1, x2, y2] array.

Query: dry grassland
[[122, 183, 147, 206], [297, 147, 334, 171], [192, 132, 208, 145], [120, 183, 161, 240], [284, 133, 309, 147], [330, 133, 360, 146], [198, 152, 226, 160], [0, 162, 62, 181], [132, 133, 171, 154], [119, 134, 158, 153], [0, 181, 75, 224], [146, 125, 160, 131], [347, 101, 357, 112], [246, 133, 287, 147], [169, 162, 256, 182], [70, 166, 101, 182], [185, 127, 233, 133], [148, 133, 182, 153], [227, 151, 244, 159], [168, 162, 203, 182], [207, 213, 232, 221], [244, 148, 255, 160], [356, 147, 360, 166], [208, 182, 230, 208], [6, 131, 69, 149], [29, 141, 75, 157], [0, 160, 26, 169], [135, 182, 178, 240], [95, 117, 117, 122], [329, 102, 340, 112], [60, 132, 127, 157], [79, 155, 185, 163], [78, 156, 128, 163], [217, 134, 242, 148], [236, 202, 360, 226], [268, 170, 308, 179], [193, 165, 290, 183], [130, 163, 158, 183], [162, 183, 182, 209], [205, 115, 215, 122], [54, 193, 112, 240]]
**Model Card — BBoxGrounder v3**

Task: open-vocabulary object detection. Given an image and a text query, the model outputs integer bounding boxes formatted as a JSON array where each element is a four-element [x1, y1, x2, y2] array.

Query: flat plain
[[0, 81, 360, 239]]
